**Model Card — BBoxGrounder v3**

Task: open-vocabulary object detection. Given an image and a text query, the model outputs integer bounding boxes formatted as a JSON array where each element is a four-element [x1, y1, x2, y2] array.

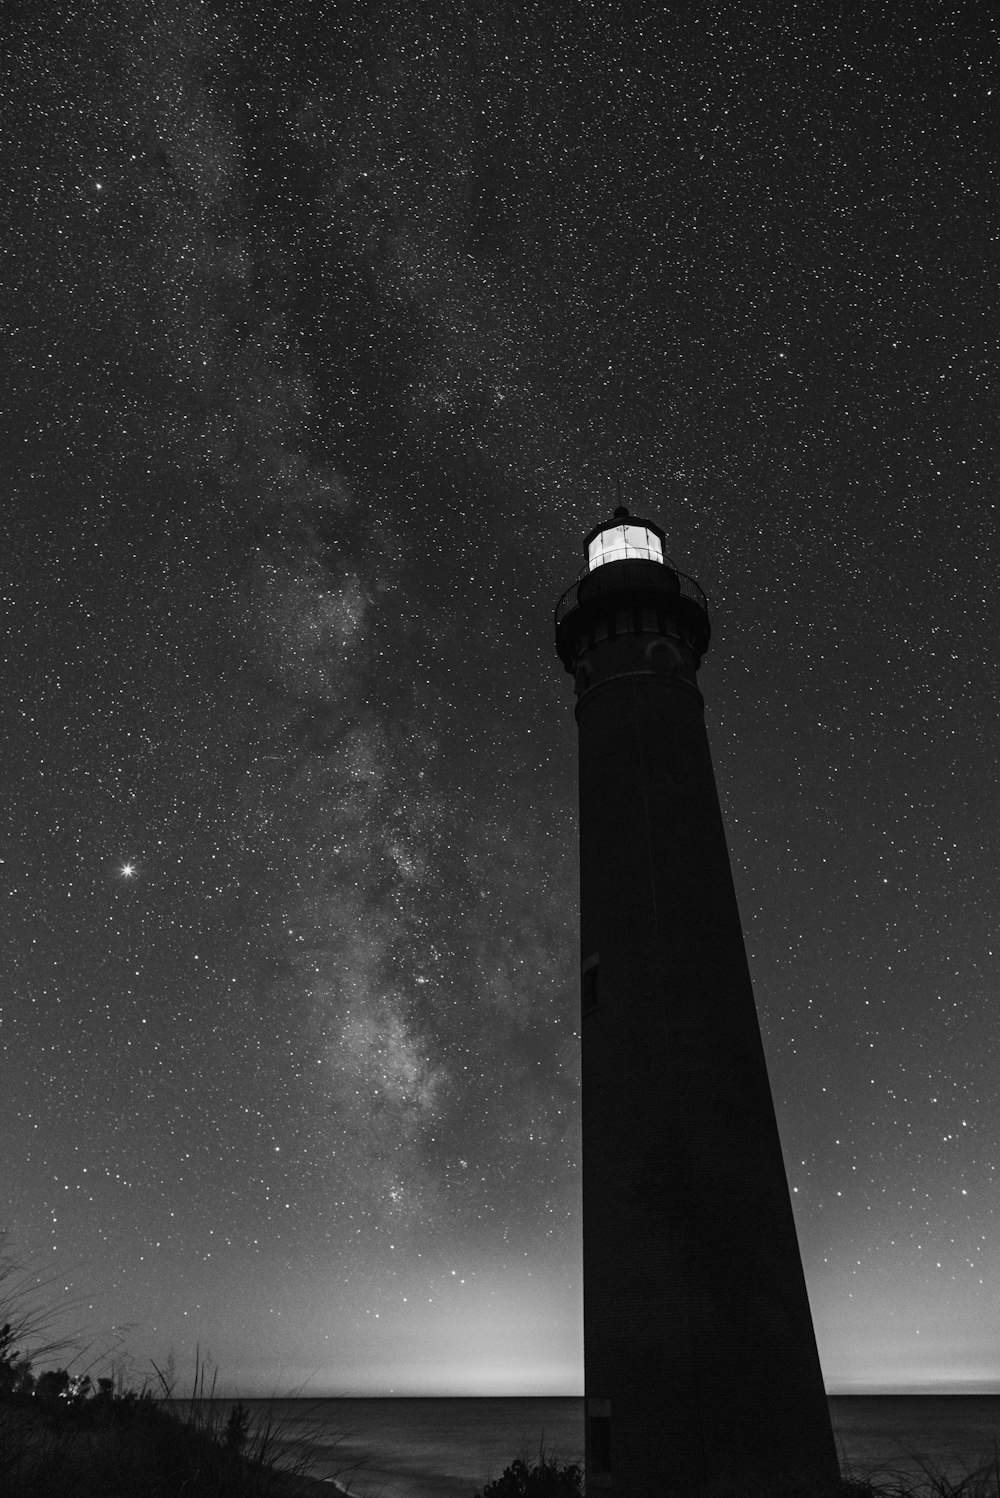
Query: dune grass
[[0, 1362, 350, 1497], [0, 1249, 346, 1497]]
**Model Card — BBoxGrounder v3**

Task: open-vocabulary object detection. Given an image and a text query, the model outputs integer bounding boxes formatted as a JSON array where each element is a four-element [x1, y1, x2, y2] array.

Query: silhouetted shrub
[[34, 1368, 71, 1404], [225, 1399, 251, 1455], [0, 1319, 35, 1397], [476, 1453, 583, 1498]]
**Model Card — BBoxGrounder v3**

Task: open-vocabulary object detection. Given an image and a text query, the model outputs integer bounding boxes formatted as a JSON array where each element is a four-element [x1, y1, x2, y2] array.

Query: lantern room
[[583, 505, 665, 571]]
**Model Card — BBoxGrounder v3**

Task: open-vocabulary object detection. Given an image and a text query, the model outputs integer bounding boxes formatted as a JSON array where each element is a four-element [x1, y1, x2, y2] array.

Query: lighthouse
[[555, 509, 838, 1495]]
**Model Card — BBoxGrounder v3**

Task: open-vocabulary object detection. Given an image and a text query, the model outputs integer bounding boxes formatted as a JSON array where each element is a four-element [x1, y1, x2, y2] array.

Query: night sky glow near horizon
[[2, 3, 998, 1397]]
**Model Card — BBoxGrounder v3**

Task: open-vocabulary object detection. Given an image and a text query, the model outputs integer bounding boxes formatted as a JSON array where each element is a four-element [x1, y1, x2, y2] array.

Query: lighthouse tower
[[555, 509, 837, 1496]]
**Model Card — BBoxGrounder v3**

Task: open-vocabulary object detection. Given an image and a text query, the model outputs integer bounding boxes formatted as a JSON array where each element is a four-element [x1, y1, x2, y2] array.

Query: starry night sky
[[2, 2, 998, 1396]]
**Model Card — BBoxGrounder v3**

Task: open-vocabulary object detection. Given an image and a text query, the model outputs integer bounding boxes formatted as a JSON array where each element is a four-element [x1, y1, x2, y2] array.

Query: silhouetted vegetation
[[0, 1245, 339, 1497], [701, 1475, 1000, 1498], [475, 1450, 583, 1497], [0, 1360, 335, 1498], [469, 1450, 1000, 1498]]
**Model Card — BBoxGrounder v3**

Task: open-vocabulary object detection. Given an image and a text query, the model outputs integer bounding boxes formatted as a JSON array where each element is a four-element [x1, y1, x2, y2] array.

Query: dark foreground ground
[[0, 1397, 350, 1498]]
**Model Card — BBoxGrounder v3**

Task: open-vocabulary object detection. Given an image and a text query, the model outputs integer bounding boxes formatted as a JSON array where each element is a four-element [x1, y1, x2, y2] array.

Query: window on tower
[[587, 523, 664, 571]]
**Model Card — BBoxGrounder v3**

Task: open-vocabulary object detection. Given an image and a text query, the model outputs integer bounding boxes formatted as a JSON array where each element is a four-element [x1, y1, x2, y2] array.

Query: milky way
[[2, 3, 998, 1393]]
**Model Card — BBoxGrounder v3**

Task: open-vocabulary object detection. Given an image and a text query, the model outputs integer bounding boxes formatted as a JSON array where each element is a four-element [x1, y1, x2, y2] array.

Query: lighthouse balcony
[[554, 557, 710, 671]]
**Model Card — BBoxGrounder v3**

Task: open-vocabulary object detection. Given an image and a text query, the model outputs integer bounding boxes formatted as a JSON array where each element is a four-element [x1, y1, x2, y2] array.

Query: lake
[[232, 1394, 1000, 1496]]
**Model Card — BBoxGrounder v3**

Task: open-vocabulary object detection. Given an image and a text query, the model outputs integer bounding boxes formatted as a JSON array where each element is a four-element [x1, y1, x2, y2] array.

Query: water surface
[[232, 1394, 1000, 1496]]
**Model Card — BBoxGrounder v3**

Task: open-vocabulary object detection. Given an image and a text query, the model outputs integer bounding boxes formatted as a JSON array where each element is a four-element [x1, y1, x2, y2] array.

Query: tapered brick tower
[[555, 509, 838, 1496]]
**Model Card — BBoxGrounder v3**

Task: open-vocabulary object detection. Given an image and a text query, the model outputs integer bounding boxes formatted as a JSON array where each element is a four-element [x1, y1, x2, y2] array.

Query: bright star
[[119, 862, 137, 879]]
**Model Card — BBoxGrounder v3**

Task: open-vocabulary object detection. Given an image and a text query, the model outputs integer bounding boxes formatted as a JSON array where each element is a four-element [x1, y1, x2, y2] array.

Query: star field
[[1, 1, 998, 1393]]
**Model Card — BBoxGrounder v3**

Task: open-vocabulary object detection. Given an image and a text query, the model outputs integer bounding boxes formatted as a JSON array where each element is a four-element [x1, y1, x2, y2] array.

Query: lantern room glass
[[587, 523, 665, 571]]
